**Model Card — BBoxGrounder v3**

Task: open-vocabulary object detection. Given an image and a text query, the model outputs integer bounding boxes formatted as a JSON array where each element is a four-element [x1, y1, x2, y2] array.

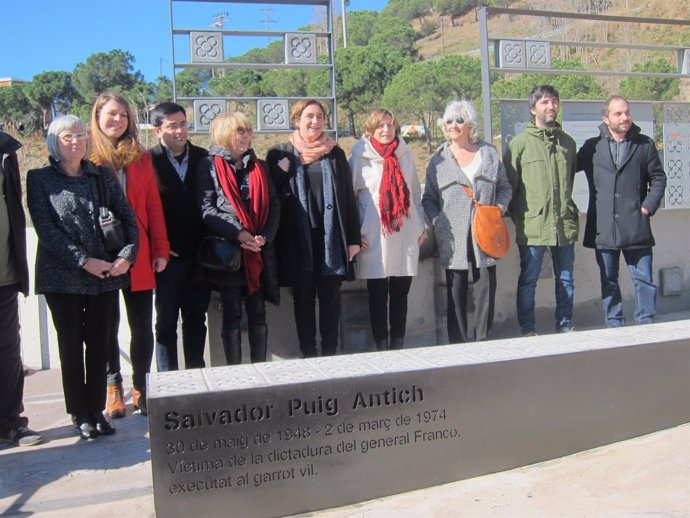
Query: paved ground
[[1, 367, 689, 517]]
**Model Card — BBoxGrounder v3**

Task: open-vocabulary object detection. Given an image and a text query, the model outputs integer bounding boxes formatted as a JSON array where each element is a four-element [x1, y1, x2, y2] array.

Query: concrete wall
[[19, 208, 690, 371]]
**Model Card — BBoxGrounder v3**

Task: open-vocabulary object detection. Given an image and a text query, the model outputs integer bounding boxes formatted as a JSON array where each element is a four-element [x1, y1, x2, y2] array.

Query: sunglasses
[[445, 117, 465, 125]]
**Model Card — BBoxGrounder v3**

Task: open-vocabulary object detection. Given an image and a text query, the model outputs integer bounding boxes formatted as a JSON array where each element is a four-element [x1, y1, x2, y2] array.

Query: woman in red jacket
[[90, 92, 169, 417]]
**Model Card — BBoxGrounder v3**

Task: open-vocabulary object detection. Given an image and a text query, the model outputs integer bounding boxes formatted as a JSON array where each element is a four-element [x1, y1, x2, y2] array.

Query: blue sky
[[0, 0, 389, 83]]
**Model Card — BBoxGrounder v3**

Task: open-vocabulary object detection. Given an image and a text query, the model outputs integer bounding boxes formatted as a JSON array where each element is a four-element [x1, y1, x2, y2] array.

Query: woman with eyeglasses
[[90, 92, 169, 417], [349, 108, 426, 351], [27, 115, 138, 439], [266, 99, 361, 358], [422, 100, 512, 343], [196, 111, 280, 364]]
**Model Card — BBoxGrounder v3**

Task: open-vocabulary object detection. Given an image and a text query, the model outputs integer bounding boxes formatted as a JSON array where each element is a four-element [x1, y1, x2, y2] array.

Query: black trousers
[[367, 276, 413, 342], [219, 285, 267, 329], [446, 265, 496, 344], [45, 291, 119, 417], [0, 284, 27, 433], [155, 255, 211, 371], [293, 271, 342, 358], [106, 288, 153, 389]]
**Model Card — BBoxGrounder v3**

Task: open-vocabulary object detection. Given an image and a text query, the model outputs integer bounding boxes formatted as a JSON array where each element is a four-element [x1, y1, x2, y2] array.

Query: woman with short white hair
[[27, 115, 138, 440], [422, 100, 512, 343]]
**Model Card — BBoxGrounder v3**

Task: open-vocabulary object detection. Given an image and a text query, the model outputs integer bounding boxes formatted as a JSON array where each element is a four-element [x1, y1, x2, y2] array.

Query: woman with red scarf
[[349, 109, 427, 350], [266, 99, 361, 358], [196, 112, 280, 364]]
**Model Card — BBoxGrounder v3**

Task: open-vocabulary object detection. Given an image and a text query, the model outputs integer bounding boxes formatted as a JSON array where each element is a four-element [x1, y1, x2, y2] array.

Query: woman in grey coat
[[422, 100, 511, 343], [27, 115, 138, 440]]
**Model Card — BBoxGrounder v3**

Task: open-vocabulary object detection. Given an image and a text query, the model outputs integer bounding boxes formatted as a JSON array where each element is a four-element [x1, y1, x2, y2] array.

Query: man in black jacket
[[577, 96, 667, 327], [150, 103, 211, 371], [0, 131, 42, 448]]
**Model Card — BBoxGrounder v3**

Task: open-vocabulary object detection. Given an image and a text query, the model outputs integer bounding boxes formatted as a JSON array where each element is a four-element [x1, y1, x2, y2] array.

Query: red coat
[[125, 152, 169, 291]]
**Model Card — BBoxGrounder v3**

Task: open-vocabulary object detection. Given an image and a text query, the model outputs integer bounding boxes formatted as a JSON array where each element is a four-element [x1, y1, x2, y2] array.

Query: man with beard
[[577, 96, 666, 327], [504, 85, 579, 336]]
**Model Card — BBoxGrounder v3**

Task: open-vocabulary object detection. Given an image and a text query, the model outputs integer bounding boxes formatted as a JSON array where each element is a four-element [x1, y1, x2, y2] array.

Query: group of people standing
[[0, 85, 666, 447]]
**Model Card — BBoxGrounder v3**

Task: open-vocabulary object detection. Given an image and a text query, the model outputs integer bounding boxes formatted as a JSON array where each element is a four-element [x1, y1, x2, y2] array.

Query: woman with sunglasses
[[349, 108, 426, 351], [422, 100, 511, 344], [90, 92, 169, 417], [27, 115, 138, 439], [196, 111, 280, 364]]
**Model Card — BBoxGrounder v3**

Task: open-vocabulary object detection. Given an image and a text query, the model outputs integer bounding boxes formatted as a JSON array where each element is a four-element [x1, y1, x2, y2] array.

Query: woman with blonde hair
[[349, 108, 426, 350], [196, 111, 280, 364], [422, 100, 511, 343], [90, 92, 169, 417], [266, 99, 361, 357]]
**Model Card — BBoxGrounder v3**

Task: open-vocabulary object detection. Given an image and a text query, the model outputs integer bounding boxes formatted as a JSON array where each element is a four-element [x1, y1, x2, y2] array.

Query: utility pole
[[260, 8, 276, 43], [210, 12, 229, 77]]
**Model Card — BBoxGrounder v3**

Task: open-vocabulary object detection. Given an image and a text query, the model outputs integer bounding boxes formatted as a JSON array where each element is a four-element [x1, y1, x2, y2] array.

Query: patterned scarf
[[214, 153, 269, 294], [370, 137, 410, 235], [289, 130, 337, 165]]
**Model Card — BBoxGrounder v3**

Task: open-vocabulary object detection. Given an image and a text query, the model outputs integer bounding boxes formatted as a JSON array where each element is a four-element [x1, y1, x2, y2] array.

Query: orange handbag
[[463, 185, 510, 259]]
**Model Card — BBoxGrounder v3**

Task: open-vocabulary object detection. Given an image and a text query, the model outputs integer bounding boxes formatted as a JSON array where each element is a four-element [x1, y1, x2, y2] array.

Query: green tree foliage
[[0, 85, 39, 132], [152, 76, 174, 104], [208, 69, 264, 97], [175, 69, 209, 97], [345, 11, 380, 46], [619, 59, 679, 101], [370, 15, 418, 57], [335, 44, 412, 136], [433, 0, 475, 25], [382, 56, 483, 149], [382, 0, 433, 23], [24, 71, 78, 125], [72, 49, 145, 103], [491, 59, 603, 100]]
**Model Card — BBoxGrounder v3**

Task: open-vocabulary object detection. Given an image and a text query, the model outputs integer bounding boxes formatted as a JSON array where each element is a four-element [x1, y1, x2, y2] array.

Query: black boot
[[375, 339, 388, 351], [222, 328, 242, 365], [248, 324, 268, 363], [389, 337, 404, 350]]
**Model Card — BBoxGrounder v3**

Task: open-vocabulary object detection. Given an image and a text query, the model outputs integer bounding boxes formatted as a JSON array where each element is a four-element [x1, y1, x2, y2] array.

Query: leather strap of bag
[[463, 184, 480, 208], [95, 171, 112, 221]]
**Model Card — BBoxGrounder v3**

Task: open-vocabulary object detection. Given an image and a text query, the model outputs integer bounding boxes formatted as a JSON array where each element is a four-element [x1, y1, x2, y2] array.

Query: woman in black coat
[[196, 111, 280, 364], [27, 115, 138, 440], [266, 99, 361, 357]]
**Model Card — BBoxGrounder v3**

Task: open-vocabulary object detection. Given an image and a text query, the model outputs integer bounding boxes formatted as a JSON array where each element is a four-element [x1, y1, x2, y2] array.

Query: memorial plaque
[[190, 31, 224, 63], [257, 99, 290, 131], [495, 40, 526, 69], [148, 323, 690, 518], [193, 99, 226, 132], [285, 33, 317, 64], [525, 41, 551, 69], [662, 103, 690, 209]]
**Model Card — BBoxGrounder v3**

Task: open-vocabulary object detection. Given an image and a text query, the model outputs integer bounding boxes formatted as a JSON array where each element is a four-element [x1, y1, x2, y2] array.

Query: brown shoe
[[107, 383, 126, 418], [132, 386, 147, 416]]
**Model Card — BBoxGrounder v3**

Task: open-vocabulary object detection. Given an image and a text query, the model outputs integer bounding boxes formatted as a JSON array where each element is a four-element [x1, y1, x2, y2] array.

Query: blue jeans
[[595, 248, 656, 327], [517, 244, 575, 334]]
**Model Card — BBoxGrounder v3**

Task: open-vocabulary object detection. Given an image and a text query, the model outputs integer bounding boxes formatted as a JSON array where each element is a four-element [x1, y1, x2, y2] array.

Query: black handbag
[[96, 172, 126, 253], [198, 236, 241, 272]]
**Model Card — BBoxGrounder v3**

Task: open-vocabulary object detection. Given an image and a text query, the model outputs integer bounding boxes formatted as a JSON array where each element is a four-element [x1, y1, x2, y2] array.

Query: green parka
[[504, 122, 579, 246]]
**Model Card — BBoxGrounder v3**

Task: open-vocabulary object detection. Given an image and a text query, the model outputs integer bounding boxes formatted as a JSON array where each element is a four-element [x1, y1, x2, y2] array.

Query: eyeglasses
[[59, 132, 87, 143], [445, 117, 465, 125], [236, 127, 252, 136]]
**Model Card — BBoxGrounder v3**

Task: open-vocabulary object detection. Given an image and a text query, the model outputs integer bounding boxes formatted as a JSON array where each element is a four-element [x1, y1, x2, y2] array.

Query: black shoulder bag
[[95, 172, 126, 253]]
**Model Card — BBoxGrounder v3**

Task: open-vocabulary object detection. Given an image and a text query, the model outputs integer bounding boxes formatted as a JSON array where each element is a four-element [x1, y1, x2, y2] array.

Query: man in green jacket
[[504, 85, 579, 336]]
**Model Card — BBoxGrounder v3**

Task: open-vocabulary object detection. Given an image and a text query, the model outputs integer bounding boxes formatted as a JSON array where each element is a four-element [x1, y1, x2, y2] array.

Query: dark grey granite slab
[[148, 322, 690, 518]]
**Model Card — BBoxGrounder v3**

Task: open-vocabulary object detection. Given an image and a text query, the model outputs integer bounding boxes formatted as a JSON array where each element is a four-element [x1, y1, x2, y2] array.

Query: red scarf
[[370, 137, 410, 235], [214, 155, 269, 295]]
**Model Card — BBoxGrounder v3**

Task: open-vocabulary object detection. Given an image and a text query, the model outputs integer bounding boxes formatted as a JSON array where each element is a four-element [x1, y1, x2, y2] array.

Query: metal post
[[341, 0, 347, 48], [479, 6, 492, 143], [169, 0, 177, 101]]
